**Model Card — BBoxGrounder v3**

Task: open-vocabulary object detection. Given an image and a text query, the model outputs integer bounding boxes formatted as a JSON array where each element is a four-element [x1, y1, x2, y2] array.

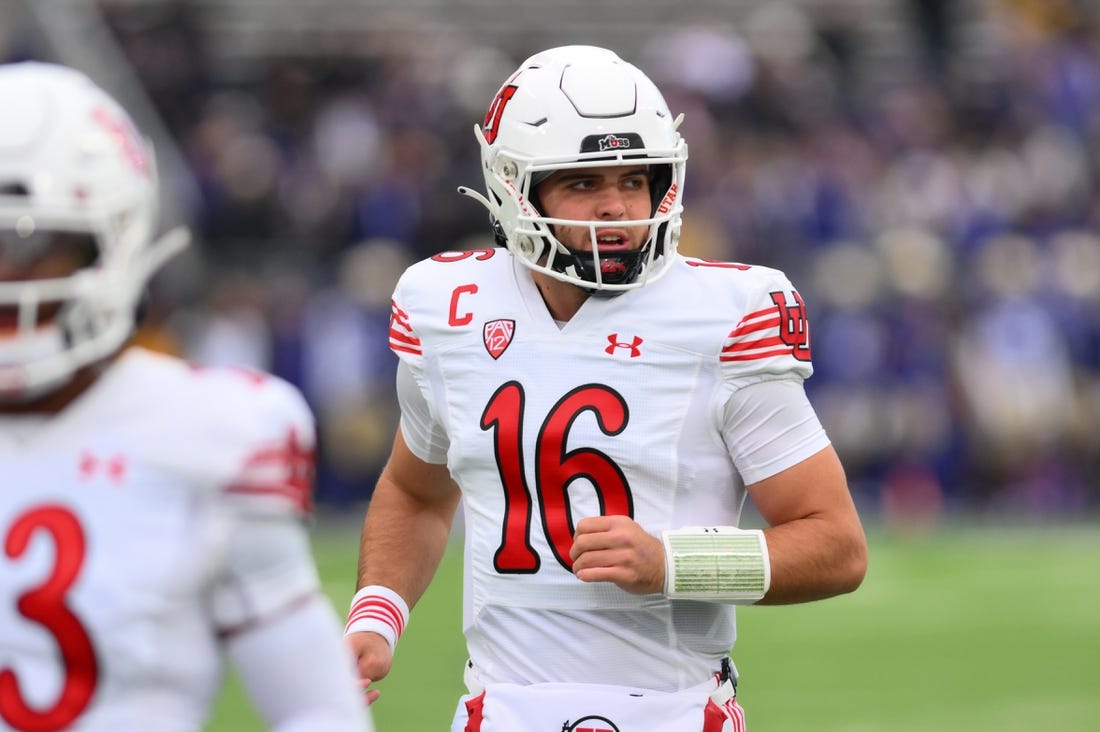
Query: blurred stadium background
[[3, 0, 1099, 729]]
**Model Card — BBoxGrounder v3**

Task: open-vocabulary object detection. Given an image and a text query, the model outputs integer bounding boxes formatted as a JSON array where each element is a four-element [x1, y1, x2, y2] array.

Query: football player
[[345, 46, 867, 731], [0, 62, 372, 731]]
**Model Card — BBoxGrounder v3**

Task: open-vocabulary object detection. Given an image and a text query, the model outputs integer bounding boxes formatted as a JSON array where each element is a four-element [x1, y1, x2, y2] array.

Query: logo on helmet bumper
[[597, 135, 631, 152], [580, 132, 644, 154]]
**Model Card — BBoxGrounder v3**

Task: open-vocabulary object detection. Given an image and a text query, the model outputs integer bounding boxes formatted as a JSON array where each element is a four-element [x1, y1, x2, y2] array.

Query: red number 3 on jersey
[[2, 505, 98, 731]]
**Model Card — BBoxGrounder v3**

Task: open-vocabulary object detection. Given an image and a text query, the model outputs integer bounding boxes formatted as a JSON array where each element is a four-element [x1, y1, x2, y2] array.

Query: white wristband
[[662, 526, 771, 603], [344, 585, 410, 652]]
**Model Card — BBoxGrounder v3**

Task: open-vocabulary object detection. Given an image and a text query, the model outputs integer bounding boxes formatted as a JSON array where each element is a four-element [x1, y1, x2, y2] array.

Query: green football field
[[207, 519, 1100, 731]]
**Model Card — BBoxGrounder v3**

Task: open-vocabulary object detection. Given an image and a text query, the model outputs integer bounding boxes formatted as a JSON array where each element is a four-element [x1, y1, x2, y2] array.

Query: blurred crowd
[[4, 0, 1099, 521]]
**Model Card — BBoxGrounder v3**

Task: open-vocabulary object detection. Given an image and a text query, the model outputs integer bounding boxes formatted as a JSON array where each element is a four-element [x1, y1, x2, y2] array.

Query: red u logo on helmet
[[483, 83, 518, 144]]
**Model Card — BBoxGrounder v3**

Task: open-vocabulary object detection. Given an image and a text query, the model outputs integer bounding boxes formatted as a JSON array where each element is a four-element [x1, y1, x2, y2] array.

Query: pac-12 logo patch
[[562, 715, 621, 732], [483, 319, 515, 360]]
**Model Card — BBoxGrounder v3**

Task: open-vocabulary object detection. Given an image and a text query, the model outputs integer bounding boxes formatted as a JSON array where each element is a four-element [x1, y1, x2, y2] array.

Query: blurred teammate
[[345, 46, 866, 730], [0, 62, 371, 731]]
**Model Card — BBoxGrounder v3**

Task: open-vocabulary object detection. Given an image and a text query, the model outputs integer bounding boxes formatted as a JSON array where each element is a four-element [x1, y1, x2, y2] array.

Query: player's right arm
[[346, 279, 460, 693], [346, 426, 461, 692]]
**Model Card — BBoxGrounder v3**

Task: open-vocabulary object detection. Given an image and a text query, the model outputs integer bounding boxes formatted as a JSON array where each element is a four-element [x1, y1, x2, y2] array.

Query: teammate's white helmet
[[0, 62, 188, 401], [459, 46, 688, 292]]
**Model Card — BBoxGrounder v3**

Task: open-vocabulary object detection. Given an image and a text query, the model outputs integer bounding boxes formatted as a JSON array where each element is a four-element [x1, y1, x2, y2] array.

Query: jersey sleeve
[[208, 511, 323, 632], [397, 359, 449, 463], [389, 289, 423, 364], [719, 267, 814, 390], [720, 379, 831, 485], [388, 265, 450, 463], [713, 267, 825, 483], [218, 372, 317, 517], [195, 371, 326, 631]]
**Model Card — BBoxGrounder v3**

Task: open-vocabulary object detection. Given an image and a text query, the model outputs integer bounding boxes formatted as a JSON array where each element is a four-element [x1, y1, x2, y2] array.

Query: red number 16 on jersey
[[480, 381, 634, 574]]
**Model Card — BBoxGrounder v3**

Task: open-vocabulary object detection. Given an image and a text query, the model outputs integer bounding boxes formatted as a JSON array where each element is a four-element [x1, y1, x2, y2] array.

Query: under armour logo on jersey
[[484, 319, 516, 360], [79, 451, 127, 485], [605, 334, 643, 358], [563, 716, 621, 732]]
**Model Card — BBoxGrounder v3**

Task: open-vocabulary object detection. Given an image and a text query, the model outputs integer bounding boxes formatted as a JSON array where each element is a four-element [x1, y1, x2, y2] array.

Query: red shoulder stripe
[[389, 300, 422, 356], [227, 427, 314, 513]]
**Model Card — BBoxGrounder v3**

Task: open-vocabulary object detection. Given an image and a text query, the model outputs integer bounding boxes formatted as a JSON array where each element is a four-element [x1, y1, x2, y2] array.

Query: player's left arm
[[570, 399, 867, 603], [722, 270, 866, 603], [574, 271, 866, 601], [746, 444, 867, 604]]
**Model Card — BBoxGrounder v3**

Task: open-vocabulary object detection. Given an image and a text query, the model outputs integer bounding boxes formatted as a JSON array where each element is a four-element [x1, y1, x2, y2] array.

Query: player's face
[[536, 165, 652, 253], [0, 232, 96, 329]]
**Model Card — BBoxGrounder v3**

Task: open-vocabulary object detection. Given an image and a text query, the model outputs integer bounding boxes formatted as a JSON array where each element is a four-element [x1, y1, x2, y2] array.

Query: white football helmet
[[0, 62, 189, 401], [459, 45, 688, 292]]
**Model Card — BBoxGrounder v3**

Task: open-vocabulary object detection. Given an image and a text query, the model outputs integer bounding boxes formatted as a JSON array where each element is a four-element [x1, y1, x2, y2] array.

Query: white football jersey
[[391, 249, 828, 690], [0, 348, 318, 731]]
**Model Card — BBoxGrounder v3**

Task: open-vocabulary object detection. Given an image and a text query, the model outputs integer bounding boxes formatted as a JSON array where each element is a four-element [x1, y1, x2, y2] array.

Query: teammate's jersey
[[391, 249, 826, 691], [0, 348, 316, 731]]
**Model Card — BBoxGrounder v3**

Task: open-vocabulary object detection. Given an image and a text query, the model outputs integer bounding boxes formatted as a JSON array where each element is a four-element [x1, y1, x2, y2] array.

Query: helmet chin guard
[[0, 62, 189, 402], [459, 45, 688, 293]]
